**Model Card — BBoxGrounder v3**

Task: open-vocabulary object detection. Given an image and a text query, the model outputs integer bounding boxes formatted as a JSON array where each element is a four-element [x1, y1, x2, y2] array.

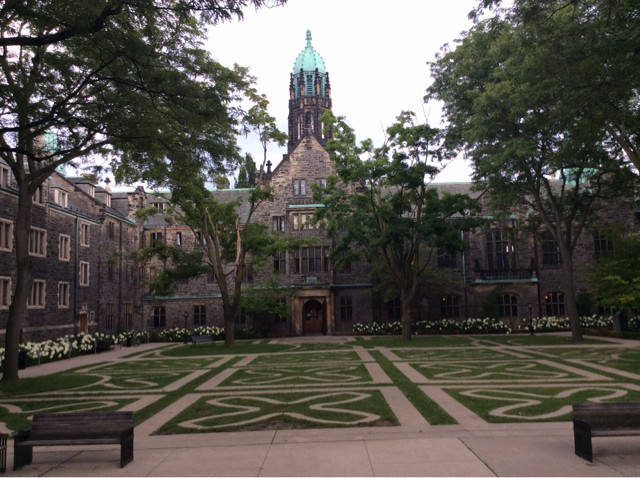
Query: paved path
[[3, 336, 640, 476]]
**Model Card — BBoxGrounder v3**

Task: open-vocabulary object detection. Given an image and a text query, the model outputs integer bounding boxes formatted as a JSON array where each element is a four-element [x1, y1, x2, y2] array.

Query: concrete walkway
[[4, 338, 640, 476]]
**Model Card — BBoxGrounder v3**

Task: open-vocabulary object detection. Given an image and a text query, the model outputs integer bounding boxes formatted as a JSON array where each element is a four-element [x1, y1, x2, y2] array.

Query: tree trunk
[[2, 187, 34, 382], [223, 309, 235, 348], [400, 289, 413, 342], [561, 256, 583, 341]]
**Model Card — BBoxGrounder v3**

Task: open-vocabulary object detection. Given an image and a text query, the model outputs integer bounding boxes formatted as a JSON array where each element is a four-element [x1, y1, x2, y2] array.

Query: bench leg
[[573, 419, 593, 462], [120, 432, 134, 467], [13, 444, 33, 470]]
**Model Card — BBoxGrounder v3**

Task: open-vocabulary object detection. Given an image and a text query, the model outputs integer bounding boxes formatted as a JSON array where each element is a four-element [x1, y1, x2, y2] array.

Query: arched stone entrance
[[303, 299, 325, 335]]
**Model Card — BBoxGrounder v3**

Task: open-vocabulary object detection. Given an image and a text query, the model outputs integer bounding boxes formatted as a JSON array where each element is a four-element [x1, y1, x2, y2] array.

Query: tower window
[[306, 74, 313, 95]]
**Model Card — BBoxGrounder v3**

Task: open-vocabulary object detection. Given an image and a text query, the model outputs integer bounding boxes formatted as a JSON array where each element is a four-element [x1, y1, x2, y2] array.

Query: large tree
[[140, 98, 295, 347], [0, 0, 285, 381], [427, 1, 635, 340], [315, 111, 482, 341]]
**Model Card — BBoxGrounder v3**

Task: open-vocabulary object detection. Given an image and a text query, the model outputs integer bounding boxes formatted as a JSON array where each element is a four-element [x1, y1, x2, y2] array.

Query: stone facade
[[1, 32, 636, 342]]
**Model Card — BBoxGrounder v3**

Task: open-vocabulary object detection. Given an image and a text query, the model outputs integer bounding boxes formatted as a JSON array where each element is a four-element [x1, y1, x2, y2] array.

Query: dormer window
[[52, 189, 68, 208], [33, 185, 45, 204], [0, 164, 9, 188]]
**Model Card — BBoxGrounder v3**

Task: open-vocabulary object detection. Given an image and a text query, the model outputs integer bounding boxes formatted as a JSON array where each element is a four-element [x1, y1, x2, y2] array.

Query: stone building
[[0, 31, 635, 342]]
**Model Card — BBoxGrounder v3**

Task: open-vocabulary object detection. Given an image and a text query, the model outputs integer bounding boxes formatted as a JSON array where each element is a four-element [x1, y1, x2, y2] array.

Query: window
[[293, 179, 306, 196], [33, 185, 45, 204], [58, 282, 69, 308], [541, 232, 562, 266], [153, 306, 166, 327], [151, 201, 166, 211], [105, 303, 116, 330], [387, 298, 402, 322], [315, 179, 327, 188], [0, 219, 13, 252], [28, 280, 46, 308], [437, 248, 457, 268], [108, 221, 115, 239], [498, 294, 518, 318], [242, 264, 253, 282], [175, 232, 182, 246], [272, 216, 285, 233], [486, 229, 516, 270], [194, 305, 206, 326], [80, 222, 90, 247], [124, 303, 133, 328], [207, 270, 216, 283], [545, 292, 565, 316], [59, 234, 70, 261], [149, 231, 163, 248], [0, 164, 9, 188], [52, 189, 68, 207], [294, 246, 329, 273], [594, 230, 613, 260], [440, 295, 460, 319], [28, 227, 47, 257], [273, 252, 286, 273], [79, 261, 90, 286], [339, 296, 353, 322], [0, 277, 11, 309], [292, 212, 316, 230]]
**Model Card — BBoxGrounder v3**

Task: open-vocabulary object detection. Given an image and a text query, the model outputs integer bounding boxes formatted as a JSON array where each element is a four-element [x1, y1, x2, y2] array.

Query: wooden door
[[303, 300, 324, 334]]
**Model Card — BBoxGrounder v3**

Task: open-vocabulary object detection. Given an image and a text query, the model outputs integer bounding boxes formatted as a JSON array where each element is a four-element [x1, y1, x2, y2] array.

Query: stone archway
[[303, 299, 325, 335]]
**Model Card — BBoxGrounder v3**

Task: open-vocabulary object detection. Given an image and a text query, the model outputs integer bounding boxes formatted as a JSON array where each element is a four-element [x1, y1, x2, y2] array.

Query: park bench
[[13, 411, 134, 470], [191, 334, 213, 345], [572, 401, 640, 462]]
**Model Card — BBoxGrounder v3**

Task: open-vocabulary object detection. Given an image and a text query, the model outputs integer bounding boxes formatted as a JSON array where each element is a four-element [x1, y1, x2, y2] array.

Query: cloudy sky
[[207, 0, 481, 183]]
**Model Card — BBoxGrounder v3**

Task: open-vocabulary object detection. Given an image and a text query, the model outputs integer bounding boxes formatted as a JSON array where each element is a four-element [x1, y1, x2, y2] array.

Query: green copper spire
[[291, 30, 329, 99], [293, 30, 326, 74]]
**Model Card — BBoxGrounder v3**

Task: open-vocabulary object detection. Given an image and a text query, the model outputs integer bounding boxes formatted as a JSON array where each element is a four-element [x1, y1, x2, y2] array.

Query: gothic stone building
[[0, 31, 635, 342]]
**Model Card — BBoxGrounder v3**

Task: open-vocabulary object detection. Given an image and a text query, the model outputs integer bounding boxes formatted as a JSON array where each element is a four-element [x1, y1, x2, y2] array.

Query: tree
[[591, 231, 640, 312], [140, 97, 294, 347], [314, 111, 483, 341], [0, 0, 285, 381], [427, 3, 635, 340], [467, 0, 639, 173]]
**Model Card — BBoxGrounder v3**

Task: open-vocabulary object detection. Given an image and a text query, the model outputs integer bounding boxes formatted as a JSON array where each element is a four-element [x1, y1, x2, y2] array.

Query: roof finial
[[306, 30, 312, 44]]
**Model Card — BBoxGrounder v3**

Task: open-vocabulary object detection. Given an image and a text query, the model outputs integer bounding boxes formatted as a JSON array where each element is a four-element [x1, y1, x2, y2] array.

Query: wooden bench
[[572, 401, 640, 462], [191, 334, 213, 345], [13, 411, 134, 470]]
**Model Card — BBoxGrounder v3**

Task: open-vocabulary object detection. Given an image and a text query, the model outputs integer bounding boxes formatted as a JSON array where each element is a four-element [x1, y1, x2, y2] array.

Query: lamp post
[[183, 311, 188, 343], [528, 303, 534, 335]]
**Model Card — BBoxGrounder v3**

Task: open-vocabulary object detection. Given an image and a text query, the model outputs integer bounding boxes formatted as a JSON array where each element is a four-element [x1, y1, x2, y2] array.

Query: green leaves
[[317, 110, 483, 340]]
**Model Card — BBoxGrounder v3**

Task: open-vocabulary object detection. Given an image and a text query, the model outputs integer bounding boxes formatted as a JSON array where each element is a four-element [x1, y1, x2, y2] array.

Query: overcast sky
[[207, 0, 480, 183]]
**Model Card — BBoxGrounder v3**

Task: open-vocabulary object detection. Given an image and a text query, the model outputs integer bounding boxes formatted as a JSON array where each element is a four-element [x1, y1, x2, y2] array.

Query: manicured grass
[[446, 386, 640, 423], [370, 350, 457, 425], [159, 340, 297, 356], [218, 363, 374, 388], [354, 335, 474, 348], [250, 351, 361, 365], [3, 334, 640, 436], [0, 397, 138, 431], [0, 371, 102, 396], [475, 334, 609, 346], [156, 389, 398, 433]]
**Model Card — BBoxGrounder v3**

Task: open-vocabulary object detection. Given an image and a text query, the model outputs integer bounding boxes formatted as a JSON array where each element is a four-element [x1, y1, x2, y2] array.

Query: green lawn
[[2, 333, 639, 434]]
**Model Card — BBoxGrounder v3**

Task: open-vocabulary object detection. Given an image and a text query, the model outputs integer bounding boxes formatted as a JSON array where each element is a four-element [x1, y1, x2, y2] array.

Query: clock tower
[[288, 30, 332, 153]]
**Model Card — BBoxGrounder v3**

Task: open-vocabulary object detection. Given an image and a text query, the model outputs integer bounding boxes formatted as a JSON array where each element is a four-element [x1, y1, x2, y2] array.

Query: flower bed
[[0, 326, 226, 371], [353, 314, 630, 336]]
